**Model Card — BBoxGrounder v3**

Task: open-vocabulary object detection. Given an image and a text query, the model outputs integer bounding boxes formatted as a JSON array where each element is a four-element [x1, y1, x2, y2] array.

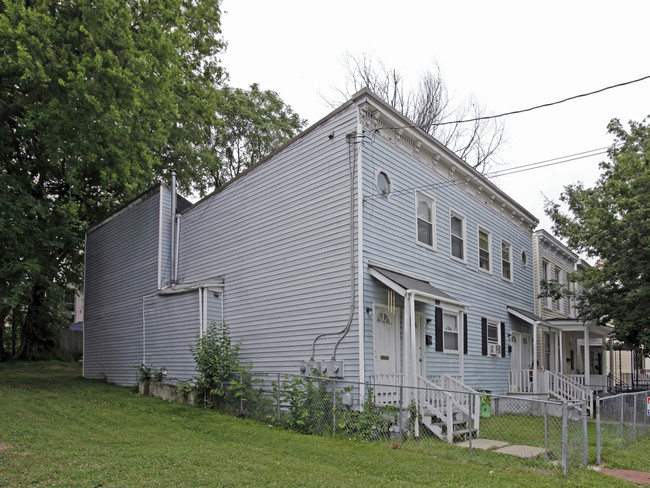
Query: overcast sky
[[219, 0, 649, 233]]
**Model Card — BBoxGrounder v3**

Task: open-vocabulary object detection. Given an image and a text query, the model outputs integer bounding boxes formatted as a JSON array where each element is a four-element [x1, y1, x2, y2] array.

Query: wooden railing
[[547, 370, 593, 416], [369, 374, 404, 406], [417, 375, 454, 442]]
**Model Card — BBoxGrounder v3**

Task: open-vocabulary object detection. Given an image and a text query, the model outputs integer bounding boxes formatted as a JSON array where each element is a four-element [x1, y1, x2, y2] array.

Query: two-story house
[[84, 89, 541, 437]]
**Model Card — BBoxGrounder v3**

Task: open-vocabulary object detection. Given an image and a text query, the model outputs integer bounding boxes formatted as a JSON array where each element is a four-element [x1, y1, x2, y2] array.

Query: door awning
[[507, 305, 549, 327], [369, 264, 469, 308]]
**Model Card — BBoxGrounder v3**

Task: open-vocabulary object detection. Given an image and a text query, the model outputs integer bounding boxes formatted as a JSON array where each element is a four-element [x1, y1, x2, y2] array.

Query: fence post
[[276, 373, 281, 421], [561, 402, 568, 475], [582, 401, 589, 466], [596, 396, 602, 465], [240, 372, 244, 415], [544, 402, 549, 462], [332, 386, 337, 436], [620, 395, 624, 440], [468, 392, 473, 459], [633, 393, 637, 440]]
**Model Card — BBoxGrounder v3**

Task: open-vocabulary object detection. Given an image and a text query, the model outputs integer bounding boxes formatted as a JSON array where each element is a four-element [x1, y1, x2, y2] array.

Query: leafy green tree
[[1, 1, 304, 360], [197, 84, 306, 193], [0, 0, 226, 359], [545, 117, 650, 351]]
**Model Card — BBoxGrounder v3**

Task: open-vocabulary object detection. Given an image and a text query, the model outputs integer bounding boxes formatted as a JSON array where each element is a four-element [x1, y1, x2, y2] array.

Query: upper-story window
[[501, 239, 512, 282], [542, 259, 552, 309], [555, 267, 564, 313], [568, 280, 576, 318], [478, 227, 491, 272], [376, 170, 392, 198], [415, 191, 435, 250], [450, 211, 466, 262]]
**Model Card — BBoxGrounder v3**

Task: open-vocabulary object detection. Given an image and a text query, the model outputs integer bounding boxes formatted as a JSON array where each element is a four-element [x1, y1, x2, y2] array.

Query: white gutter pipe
[[170, 171, 177, 284]]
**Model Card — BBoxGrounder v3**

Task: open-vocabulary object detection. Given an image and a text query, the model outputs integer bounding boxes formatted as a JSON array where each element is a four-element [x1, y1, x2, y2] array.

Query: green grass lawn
[[0, 362, 644, 487]]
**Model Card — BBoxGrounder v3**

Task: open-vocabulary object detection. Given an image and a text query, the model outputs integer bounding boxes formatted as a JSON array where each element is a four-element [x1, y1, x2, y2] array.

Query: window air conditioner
[[488, 343, 501, 356]]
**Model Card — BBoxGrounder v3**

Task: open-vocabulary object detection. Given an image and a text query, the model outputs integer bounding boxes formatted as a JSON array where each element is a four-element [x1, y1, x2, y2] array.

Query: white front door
[[373, 306, 399, 377], [512, 332, 533, 370], [373, 306, 400, 405]]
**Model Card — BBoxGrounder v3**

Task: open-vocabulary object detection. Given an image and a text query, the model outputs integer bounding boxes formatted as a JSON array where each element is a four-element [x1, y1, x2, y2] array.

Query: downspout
[[310, 130, 358, 361], [356, 113, 365, 385], [198, 288, 203, 338], [174, 214, 181, 284], [204, 285, 209, 331], [170, 171, 177, 284]]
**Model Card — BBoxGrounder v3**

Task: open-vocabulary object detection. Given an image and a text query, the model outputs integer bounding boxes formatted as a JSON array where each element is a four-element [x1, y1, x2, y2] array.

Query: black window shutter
[[463, 314, 468, 354], [435, 307, 443, 352], [501, 322, 506, 358], [481, 317, 487, 356]]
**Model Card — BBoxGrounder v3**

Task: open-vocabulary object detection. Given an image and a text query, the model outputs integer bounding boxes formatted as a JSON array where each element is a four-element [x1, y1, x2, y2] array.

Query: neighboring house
[[507, 230, 612, 413], [84, 89, 540, 438]]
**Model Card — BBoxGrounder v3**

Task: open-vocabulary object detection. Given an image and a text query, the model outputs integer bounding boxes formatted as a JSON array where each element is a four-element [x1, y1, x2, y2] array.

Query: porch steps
[[422, 414, 478, 442]]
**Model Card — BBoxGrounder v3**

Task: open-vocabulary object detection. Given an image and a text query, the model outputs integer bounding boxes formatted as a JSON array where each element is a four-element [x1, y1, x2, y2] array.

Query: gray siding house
[[84, 90, 540, 406]]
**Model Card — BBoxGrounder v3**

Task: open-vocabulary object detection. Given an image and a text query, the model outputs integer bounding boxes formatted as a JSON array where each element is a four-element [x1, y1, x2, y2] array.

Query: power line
[[374, 74, 650, 131], [364, 146, 608, 201]]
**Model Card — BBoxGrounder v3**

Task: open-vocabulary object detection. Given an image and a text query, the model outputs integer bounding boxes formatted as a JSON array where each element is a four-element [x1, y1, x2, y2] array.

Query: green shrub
[[191, 322, 244, 408], [336, 390, 397, 440]]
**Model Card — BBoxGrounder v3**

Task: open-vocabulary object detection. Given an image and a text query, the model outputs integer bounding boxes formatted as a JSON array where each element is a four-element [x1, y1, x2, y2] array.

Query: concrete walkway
[[592, 467, 650, 485], [456, 438, 546, 458]]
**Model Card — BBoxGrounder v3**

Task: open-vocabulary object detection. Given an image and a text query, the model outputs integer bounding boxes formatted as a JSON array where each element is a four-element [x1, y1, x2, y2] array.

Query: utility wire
[[373, 75, 650, 131], [364, 146, 609, 201]]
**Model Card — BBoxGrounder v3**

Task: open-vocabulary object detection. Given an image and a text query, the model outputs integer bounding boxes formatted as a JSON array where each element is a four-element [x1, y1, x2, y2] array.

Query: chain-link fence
[[596, 390, 650, 464], [209, 372, 589, 473]]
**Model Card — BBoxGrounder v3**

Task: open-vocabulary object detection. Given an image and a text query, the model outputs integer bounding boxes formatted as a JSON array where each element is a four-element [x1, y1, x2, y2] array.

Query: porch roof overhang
[[546, 318, 613, 337], [369, 264, 469, 309], [506, 305, 549, 327]]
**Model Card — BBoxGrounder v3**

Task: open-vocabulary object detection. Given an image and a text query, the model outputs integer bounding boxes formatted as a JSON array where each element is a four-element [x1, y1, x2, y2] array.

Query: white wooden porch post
[[403, 298, 411, 391], [533, 321, 538, 393], [584, 326, 591, 388], [558, 330, 566, 374]]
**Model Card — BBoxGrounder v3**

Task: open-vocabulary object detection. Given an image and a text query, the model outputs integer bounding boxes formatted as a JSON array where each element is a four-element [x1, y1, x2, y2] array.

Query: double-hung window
[[568, 281, 576, 317], [555, 267, 564, 313], [443, 312, 459, 352], [478, 227, 491, 272], [416, 191, 435, 249], [450, 211, 465, 261], [501, 239, 512, 282], [542, 260, 552, 309]]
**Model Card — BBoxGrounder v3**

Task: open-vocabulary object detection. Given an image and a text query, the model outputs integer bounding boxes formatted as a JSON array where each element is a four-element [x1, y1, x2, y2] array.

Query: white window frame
[[568, 280, 576, 318], [501, 239, 513, 282], [449, 209, 466, 263], [542, 259, 552, 309], [415, 190, 436, 251], [477, 226, 492, 274], [442, 310, 460, 354], [555, 267, 564, 313], [486, 318, 501, 357], [375, 169, 392, 198]]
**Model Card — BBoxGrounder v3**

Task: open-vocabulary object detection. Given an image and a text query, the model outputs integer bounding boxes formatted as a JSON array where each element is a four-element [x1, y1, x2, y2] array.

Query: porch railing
[[369, 374, 404, 406], [566, 374, 607, 390], [429, 374, 481, 431], [547, 370, 593, 416]]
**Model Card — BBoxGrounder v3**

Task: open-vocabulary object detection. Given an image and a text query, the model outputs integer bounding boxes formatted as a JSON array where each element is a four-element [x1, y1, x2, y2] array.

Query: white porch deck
[[508, 369, 597, 415]]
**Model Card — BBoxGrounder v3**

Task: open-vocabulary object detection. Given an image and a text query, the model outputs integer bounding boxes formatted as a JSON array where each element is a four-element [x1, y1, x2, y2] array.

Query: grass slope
[[0, 362, 639, 487]]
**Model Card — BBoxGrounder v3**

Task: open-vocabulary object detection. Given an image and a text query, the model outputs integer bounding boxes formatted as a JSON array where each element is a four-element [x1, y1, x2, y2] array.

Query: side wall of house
[[174, 105, 361, 380], [361, 133, 535, 394], [84, 186, 165, 385]]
